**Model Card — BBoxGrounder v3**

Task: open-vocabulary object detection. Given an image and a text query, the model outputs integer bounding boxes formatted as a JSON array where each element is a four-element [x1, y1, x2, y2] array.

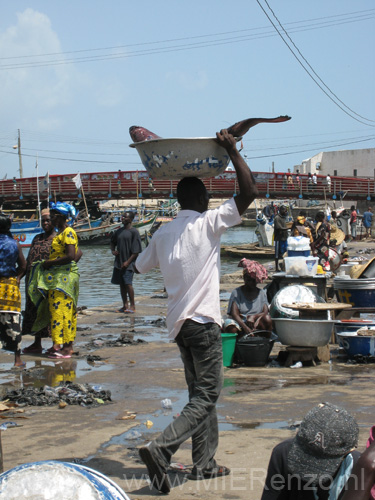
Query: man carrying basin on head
[[135, 129, 258, 494]]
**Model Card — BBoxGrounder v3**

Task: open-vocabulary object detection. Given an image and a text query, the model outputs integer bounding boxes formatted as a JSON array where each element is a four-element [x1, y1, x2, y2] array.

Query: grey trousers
[[150, 319, 224, 472]]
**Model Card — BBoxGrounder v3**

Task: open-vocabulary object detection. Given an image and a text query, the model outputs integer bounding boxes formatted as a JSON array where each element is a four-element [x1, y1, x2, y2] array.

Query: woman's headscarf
[[238, 258, 268, 284], [49, 202, 77, 219]]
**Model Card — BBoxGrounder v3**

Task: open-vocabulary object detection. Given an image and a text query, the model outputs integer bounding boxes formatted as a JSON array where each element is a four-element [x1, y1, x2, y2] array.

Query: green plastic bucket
[[221, 332, 237, 367]]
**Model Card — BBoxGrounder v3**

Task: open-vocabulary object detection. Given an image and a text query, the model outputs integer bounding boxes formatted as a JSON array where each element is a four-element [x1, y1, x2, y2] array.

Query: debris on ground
[[2, 382, 112, 407], [347, 355, 375, 364], [86, 354, 104, 362], [87, 336, 147, 349]]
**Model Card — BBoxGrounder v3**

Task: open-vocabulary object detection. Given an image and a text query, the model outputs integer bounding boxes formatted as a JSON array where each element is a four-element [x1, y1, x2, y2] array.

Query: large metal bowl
[[273, 318, 334, 346], [129, 137, 231, 179]]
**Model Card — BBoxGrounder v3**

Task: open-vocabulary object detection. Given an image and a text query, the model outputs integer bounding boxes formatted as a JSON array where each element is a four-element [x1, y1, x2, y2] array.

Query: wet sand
[[0, 239, 374, 499]]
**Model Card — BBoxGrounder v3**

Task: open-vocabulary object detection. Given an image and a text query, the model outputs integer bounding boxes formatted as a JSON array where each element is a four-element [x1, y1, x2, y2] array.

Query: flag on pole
[[38, 172, 49, 193], [72, 173, 82, 189]]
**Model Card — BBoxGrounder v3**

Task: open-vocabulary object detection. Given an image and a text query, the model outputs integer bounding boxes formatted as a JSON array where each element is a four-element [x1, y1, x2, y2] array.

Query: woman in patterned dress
[[28, 202, 81, 359], [0, 214, 27, 367], [21, 209, 55, 353]]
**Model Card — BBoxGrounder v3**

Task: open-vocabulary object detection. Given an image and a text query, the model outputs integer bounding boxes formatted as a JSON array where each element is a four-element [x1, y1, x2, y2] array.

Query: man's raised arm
[[216, 129, 258, 215]]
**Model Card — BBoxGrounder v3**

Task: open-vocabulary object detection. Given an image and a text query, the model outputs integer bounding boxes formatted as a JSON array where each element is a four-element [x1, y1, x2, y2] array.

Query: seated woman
[[223, 258, 272, 338]]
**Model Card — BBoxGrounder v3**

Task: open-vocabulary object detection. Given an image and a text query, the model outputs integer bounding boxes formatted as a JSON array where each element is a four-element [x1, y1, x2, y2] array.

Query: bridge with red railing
[[1, 171, 374, 205]]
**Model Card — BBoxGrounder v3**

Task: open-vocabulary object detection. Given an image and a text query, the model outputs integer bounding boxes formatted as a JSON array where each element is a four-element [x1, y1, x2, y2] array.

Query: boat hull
[[76, 216, 156, 245], [11, 228, 43, 248]]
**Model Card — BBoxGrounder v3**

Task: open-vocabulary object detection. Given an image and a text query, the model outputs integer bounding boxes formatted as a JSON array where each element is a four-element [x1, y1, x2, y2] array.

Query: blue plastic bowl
[[337, 333, 375, 357]]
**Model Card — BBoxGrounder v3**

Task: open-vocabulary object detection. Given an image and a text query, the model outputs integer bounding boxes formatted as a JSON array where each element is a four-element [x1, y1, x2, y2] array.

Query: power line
[[262, 0, 375, 124], [244, 137, 375, 160], [1, 9, 373, 61], [0, 11, 374, 70], [1, 135, 373, 166], [256, 0, 375, 127]]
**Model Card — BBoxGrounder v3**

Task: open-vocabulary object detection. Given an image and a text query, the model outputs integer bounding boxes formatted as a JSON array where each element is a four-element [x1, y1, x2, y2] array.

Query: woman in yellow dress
[[28, 202, 81, 359]]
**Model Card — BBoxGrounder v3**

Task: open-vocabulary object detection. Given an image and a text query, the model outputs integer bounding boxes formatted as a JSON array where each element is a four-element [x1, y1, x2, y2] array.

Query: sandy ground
[[0, 239, 374, 499]]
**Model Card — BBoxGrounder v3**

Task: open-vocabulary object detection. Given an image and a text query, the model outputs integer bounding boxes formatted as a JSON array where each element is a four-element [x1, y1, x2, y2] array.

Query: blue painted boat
[[11, 220, 40, 230], [10, 227, 43, 247]]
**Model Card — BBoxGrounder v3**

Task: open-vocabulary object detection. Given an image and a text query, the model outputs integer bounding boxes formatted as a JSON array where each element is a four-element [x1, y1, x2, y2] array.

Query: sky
[[0, 0, 374, 179]]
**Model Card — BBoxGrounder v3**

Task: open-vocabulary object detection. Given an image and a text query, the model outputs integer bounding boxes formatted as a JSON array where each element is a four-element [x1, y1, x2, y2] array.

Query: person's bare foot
[[14, 351, 26, 368]]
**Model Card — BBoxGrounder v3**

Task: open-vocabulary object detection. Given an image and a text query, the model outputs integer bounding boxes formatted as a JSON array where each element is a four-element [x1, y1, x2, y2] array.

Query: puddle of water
[[220, 291, 231, 301], [0, 358, 113, 389], [223, 373, 354, 394], [233, 420, 293, 430], [91, 388, 237, 451], [81, 315, 169, 343]]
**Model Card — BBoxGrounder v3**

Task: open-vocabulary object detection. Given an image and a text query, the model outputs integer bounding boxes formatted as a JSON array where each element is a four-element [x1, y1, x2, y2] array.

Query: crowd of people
[[271, 204, 373, 273]]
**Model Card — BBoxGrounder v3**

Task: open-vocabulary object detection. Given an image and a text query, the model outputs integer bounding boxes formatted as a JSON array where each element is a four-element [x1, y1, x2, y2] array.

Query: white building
[[293, 148, 375, 178]]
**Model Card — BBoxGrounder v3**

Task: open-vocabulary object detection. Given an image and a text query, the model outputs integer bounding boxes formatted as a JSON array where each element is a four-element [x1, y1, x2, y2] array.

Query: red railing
[[1, 171, 374, 202]]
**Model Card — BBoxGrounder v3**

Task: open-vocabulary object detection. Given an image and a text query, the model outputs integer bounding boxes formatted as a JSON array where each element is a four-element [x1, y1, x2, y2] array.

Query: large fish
[[226, 115, 291, 138], [129, 115, 291, 143], [129, 126, 161, 143]]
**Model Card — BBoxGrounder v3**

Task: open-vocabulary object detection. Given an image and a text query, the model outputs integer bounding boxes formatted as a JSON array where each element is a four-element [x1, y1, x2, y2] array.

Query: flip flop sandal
[[48, 352, 72, 359], [188, 465, 231, 480], [124, 309, 135, 314], [45, 347, 61, 355], [11, 362, 27, 371]]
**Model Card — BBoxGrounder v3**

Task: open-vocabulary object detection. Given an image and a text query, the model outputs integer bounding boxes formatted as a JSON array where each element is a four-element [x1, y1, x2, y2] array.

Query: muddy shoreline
[[1, 239, 374, 499]]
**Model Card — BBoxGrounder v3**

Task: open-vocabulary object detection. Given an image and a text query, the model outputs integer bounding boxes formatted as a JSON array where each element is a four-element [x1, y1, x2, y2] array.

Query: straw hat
[[350, 256, 375, 279], [329, 224, 345, 246]]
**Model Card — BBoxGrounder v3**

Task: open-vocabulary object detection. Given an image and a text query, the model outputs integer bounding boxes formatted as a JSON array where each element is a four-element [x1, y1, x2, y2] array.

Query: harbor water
[[22, 225, 260, 309]]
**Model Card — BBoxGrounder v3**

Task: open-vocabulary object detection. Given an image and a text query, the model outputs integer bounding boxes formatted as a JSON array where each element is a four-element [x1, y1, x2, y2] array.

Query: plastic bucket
[[0, 461, 130, 499], [221, 332, 237, 367], [236, 335, 275, 367]]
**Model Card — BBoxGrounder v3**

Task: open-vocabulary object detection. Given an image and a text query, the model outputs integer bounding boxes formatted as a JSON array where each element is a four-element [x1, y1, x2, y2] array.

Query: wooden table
[[281, 302, 352, 320]]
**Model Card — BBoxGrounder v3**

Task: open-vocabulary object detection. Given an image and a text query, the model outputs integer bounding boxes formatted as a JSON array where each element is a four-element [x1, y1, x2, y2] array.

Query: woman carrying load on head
[[0, 214, 27, 367], [222, 258, 272, 339], [28, 202, 82, 359]]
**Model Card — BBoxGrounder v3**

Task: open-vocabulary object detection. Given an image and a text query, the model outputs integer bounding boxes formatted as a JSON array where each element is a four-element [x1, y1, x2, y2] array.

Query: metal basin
[[272, 318, 334, 346], [129, 137, 230, 179]]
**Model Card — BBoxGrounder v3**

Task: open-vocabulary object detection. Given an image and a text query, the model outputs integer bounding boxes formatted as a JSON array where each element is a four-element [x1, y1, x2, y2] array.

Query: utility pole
[[17, 129, 23, 178]]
